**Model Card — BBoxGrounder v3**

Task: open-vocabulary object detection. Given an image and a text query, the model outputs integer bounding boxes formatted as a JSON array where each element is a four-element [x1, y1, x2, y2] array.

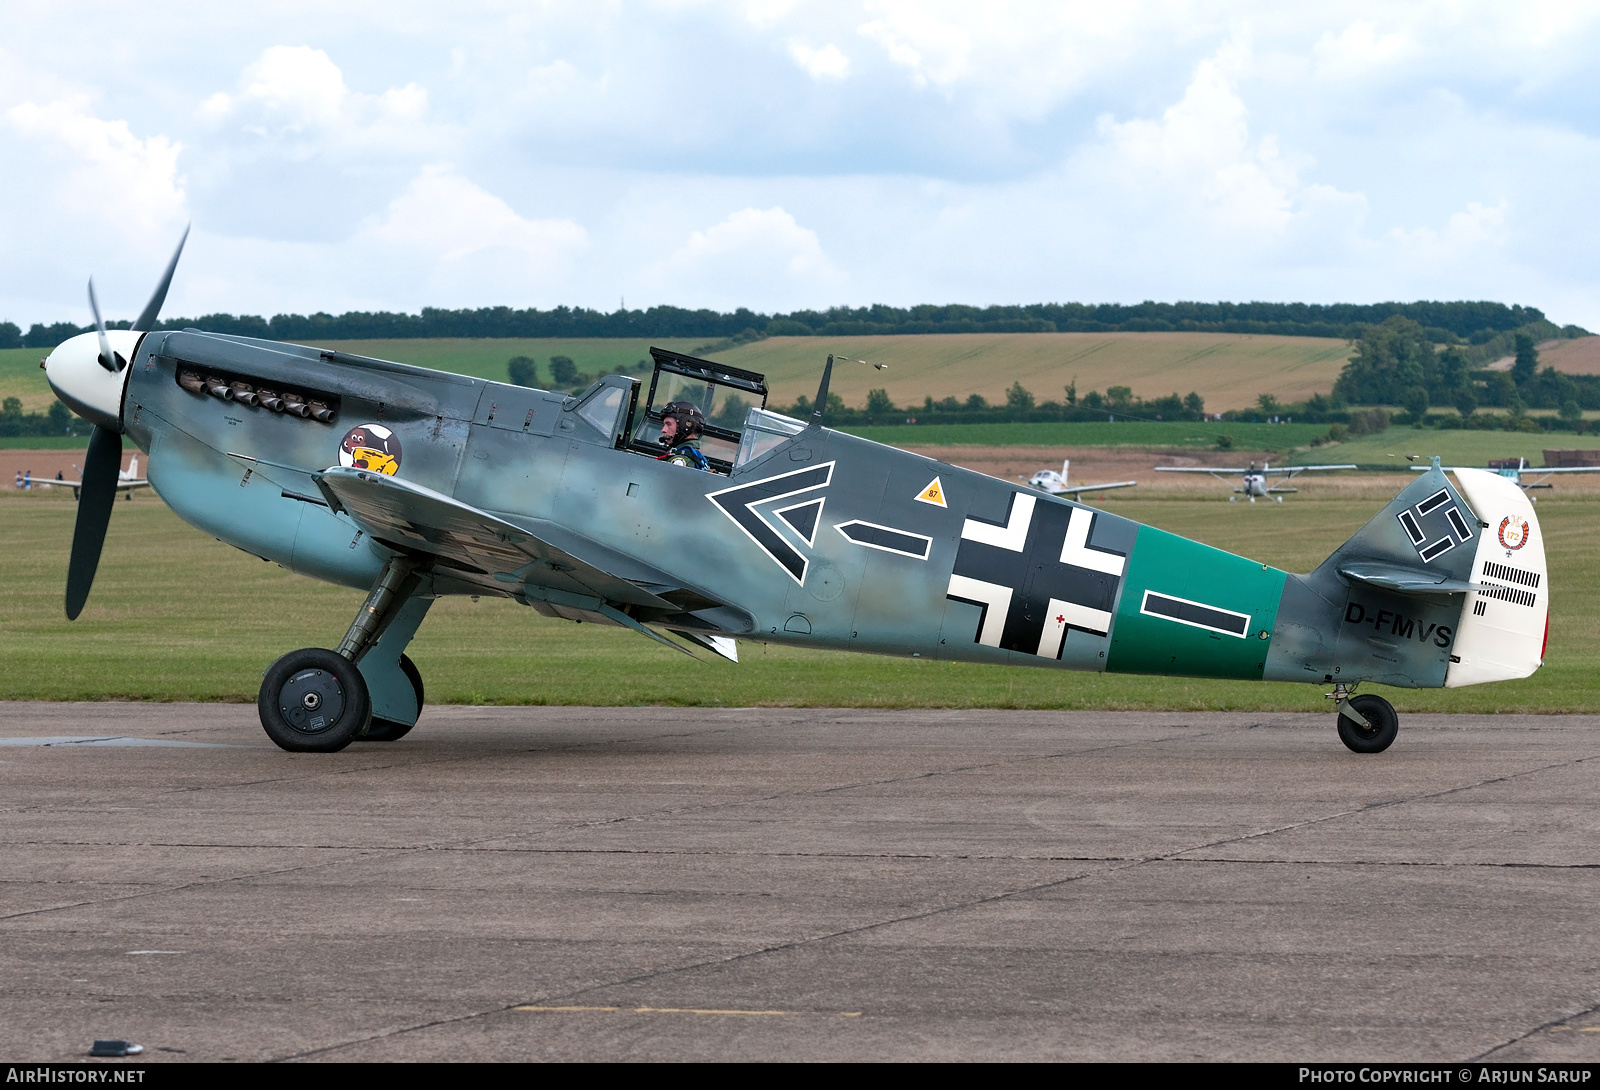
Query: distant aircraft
[[1153, 461, 1357, 502], [20, 454, 149, 500], [1020, 459, 1136, 498], [1411, 457, 1600, 501]]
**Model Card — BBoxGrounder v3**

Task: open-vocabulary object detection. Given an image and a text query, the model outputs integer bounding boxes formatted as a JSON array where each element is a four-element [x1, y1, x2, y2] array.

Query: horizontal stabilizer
[[1338, 561, 1477, 595]]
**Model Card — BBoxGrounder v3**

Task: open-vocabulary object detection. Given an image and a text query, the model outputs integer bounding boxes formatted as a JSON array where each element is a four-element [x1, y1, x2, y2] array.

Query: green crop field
[[1285, 427, 1600, 467], [1, 489, 1591, 713], [0, 346, 55, 413], [844, 420, 1329, 450]]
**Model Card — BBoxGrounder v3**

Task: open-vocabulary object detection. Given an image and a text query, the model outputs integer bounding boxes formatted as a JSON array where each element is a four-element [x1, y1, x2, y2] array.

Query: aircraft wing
[[1413, 465, 1600, 475], [1153, 466, 1246, 473], [1055, 480, 1138, 495], [19, 474, 148, 491], [313, 466, 681, 613], [1265, 464, 1356, 474]]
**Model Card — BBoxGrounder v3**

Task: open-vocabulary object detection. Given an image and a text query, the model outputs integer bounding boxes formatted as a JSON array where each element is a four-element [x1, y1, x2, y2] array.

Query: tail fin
[[1298, 464, 1546, 688]]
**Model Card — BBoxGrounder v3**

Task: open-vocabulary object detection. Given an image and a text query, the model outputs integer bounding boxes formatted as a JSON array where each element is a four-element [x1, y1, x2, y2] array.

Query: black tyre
[[259, 648, 371, 753], [360, 653, 424, 742], [1338, 694, 1398, 754]]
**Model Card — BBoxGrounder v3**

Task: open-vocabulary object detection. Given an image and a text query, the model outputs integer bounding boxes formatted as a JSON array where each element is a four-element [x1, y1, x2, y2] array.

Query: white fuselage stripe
[[960, 493, 1034, 552], [1059, 507, 1125, 575], [947, 574, 1013, 647]]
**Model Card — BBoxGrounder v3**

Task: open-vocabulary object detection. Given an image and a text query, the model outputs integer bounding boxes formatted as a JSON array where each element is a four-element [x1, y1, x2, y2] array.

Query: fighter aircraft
[[1411, 457, 1600, 501], [1153, 460, 1357, 502], [1019, 459, 1136, 498], [20, 454, 149, 500], [40, 232, 1550, 756]]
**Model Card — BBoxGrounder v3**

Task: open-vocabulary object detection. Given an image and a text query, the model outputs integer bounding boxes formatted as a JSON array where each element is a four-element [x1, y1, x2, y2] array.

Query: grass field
[[1284, 427, 1600, 467], [0, 346, 53, 413], [844, 420, 1330, 450], [1, 489, 1591, 712]]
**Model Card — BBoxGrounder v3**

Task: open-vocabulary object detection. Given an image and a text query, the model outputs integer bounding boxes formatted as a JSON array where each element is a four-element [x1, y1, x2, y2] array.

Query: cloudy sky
[[3, 1, 1599, 328]]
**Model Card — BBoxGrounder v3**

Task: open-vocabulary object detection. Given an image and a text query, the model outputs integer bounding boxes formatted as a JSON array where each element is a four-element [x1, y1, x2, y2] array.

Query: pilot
[[656, 401, 710, 470]]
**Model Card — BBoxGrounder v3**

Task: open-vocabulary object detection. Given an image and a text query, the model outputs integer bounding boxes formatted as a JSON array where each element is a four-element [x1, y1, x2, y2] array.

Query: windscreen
[[734, 407, 807, 468]]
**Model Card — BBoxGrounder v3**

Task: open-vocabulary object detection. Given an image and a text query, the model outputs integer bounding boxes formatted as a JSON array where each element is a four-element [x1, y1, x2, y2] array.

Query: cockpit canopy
[[625, 347, 769, 472]]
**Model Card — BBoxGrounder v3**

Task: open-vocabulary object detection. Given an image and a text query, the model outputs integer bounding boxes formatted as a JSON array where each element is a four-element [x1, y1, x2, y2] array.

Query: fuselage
[[88, 328, 1514, 689]]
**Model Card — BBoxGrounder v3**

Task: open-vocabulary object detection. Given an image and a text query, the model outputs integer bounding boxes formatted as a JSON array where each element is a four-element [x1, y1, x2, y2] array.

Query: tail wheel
[[258, 648, 371, 753], [361, 654, 424, 742], [1338, 694, 1398, 754]]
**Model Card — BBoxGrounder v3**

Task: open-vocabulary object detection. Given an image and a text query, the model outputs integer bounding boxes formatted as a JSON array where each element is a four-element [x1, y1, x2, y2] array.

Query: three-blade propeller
[[65, 227, 189, 620]]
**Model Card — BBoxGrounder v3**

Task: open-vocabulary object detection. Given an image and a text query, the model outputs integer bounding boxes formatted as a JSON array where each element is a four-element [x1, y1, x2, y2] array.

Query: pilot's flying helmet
[[659, 401, 706, 444]]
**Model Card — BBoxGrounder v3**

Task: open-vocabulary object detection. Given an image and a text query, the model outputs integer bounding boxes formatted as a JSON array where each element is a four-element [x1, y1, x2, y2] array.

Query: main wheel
[[360, 654, 424, 742], [259, 648, 371, 753], [1338, 694, 1398, 754]]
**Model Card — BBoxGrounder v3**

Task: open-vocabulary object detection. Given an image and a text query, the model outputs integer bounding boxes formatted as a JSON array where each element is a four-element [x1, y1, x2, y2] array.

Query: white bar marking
[[947, 574, 1013, 647], [1059, 507, 1125, 575], [960, 493, 1034, 552]]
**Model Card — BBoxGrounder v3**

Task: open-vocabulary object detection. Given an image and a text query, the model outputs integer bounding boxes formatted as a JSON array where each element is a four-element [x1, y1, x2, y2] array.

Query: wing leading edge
[[313, 466, 743, 656]]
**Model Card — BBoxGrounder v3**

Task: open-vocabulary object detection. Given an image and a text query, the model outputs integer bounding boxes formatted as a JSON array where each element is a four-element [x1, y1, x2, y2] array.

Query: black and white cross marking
[[1397, 486, 1476, 565], [945, 492, 1126, 658], [706, 462, 834, 584]]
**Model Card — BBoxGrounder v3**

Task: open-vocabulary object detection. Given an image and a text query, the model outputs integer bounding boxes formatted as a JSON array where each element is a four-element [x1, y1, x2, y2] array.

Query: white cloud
[[789, 41, 851, 80], [1312, 21, 1413, 81], [5, 97, 186, 247], [201, 45, 431, 154], [365, 165, 588, 294], [652, 207, 841, 307], [1086, 38, 1321, 238], [1390, 200, 1509, 262]]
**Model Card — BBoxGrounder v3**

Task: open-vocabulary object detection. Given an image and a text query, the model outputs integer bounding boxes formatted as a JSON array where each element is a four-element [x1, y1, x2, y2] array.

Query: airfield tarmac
[[3, 703, 1599, 1063]]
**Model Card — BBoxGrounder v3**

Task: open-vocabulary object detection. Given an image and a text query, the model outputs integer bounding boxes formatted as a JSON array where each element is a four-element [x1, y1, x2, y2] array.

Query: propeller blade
[[65, 425, 123, 620], [132, 224, 190, 332], [87, 278, 119, 373]]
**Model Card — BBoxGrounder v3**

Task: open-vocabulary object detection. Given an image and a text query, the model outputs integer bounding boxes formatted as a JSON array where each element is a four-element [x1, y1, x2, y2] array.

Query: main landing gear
[[258, 556, 429, 753], [1327, 682, 1398, 753]]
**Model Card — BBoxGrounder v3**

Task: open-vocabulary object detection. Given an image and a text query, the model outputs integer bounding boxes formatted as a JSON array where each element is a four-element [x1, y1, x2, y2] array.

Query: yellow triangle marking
[[915, 477, 947, 508]]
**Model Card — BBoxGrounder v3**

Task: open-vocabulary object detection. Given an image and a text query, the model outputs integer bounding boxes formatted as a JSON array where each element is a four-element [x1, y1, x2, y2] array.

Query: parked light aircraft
[[20, 454, 148, 500], [1020, 460, 1136, 497], [1153, 461, 1358, 502], [39, 233, 1551, 756], [1411, 457, 1600, 501]]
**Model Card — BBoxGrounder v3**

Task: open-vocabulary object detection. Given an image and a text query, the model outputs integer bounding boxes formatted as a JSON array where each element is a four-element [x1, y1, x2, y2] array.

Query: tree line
[[0, 398, 76, 437], [1332, 316, 1598, 429], [3, 299, 1586, 350]]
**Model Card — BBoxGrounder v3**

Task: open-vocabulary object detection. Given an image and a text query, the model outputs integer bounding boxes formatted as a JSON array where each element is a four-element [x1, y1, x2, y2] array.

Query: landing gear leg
[[356, 590, 434, 741], [258, 555, 422, 753], [1327, 683, 1398, 753]]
